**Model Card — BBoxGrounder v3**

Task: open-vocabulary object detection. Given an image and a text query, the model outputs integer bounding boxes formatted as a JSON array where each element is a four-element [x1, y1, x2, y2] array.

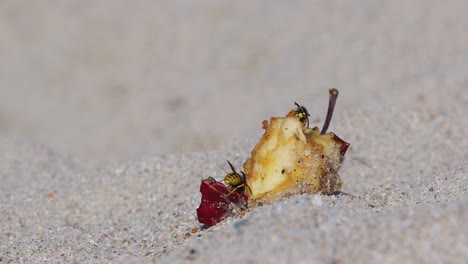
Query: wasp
[[294, 102, 310, 128], [224, 160, 251, 195]]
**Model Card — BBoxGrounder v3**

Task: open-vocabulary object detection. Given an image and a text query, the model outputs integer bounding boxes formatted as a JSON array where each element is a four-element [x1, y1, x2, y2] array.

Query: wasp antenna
[[227, 160, 237, 174], [321, 88, 339, 134], [245, 184, 252, 196], [294, 101, 301, 108]]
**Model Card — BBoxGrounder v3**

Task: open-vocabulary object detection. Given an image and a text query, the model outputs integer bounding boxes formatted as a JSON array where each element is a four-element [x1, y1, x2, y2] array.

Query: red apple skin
[[332, 133, 350, 156], [196, 179, 248, 226]]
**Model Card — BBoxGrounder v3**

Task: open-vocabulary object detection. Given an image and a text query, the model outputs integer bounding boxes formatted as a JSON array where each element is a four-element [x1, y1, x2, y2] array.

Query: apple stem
[[321, 88, 339, 135]]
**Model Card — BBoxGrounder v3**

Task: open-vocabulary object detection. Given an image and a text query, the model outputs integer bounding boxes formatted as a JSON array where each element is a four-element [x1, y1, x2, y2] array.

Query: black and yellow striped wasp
[[224, 160, 252, 196], [294, 102, 310, 128]]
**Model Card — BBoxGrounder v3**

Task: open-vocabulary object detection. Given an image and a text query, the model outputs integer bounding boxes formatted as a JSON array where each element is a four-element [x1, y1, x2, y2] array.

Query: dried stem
[[321, 88, 339, 134]]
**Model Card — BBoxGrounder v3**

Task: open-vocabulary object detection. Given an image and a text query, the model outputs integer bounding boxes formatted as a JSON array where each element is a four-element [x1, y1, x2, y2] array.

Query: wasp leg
[[227, 183, 252, 196]]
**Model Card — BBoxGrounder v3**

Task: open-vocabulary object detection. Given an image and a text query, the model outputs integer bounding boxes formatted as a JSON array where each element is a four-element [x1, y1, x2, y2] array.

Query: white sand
[[1, 1, 467, 263]]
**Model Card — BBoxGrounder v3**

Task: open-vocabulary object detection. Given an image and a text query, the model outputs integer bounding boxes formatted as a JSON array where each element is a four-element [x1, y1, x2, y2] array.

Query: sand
[[0, 1, 467, 263]]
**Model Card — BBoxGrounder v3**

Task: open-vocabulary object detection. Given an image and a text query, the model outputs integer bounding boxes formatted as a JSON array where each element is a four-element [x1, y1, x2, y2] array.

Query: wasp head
[[294, 102, 310, 128]]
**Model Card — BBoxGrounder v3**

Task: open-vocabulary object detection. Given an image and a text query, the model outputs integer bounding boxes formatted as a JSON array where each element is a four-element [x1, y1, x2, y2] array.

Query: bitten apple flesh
[[244, 104, 349, 202]]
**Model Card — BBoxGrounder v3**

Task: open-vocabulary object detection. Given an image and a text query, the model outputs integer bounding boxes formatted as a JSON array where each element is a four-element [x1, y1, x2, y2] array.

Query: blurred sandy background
[[1, 1, 467, 161], [0, 1, 467, 263]]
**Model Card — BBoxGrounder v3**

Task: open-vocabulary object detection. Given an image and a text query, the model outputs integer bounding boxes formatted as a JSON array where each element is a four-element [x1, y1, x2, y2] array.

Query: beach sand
[[1, 1, 467, 263]]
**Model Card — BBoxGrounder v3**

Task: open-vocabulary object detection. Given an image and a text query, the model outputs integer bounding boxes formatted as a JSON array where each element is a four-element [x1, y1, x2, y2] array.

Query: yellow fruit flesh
[[244, 110, 342, 202]]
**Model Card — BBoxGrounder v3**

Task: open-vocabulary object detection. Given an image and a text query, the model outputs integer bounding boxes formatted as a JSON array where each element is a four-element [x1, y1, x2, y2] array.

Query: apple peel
[[196, 178, 248, 226]]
